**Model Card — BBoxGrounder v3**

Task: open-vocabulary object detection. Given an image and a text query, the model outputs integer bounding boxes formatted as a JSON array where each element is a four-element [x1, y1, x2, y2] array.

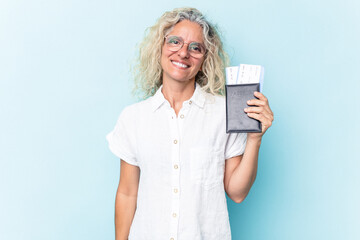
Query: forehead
[[168, 20, 204, 43]]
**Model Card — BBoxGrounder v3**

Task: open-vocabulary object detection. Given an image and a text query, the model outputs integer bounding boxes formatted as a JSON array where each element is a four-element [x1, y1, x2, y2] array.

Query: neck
[[161, 79, 196, 116]]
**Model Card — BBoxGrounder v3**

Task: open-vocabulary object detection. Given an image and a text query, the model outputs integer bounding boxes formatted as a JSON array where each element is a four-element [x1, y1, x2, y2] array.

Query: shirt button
[[173, 139, 178, 144], [174, 164, 178, 169], [180, 114, 184, 119], [189, 100, 192, 105], [172, 213, 177, 218], [174, 188, 178, 193]]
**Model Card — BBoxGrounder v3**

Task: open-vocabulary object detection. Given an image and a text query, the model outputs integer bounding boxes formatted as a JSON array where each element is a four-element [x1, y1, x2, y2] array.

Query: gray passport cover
[[226, 83, 262, 133]]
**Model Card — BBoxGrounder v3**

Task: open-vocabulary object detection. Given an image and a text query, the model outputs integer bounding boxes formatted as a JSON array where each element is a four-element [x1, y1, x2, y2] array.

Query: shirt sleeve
[[106, 107, 138, 166], [224, 132, 247, 160]]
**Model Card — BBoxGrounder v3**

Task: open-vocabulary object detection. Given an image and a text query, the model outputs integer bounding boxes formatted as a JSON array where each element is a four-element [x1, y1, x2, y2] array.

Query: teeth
[[172, 61, 188, 68]]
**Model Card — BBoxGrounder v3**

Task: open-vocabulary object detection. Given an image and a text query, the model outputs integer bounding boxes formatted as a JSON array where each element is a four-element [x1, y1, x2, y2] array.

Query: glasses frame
[[164, 35, 206, 58]]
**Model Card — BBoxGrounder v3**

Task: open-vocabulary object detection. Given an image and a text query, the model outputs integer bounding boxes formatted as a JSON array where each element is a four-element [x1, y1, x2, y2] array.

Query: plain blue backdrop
[[1, 0, 359, 239]]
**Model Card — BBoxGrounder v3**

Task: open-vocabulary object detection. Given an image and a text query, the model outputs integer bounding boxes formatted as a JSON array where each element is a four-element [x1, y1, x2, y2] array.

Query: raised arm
[[224, 91, 273, 203], [115, 160, 140, 240], [224, 140, 260, 203]]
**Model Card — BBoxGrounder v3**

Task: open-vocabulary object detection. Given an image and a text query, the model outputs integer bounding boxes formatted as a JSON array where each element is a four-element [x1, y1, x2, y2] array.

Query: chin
[[163, 72, 193, 83], [168, 77, 195, 84]]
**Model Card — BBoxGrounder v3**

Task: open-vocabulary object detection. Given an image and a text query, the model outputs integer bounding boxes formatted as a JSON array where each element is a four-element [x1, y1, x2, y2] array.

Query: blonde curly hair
[[132, 7, 229, 99]]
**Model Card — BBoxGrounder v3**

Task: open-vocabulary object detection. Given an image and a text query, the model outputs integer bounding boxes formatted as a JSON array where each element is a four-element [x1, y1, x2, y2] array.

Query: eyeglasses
[[164, 35, 206, 58]]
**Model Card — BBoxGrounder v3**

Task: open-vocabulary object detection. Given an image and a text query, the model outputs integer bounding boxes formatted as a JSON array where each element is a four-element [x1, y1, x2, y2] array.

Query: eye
[[167, 36, 182, 46], [189, 43, 203, 53]]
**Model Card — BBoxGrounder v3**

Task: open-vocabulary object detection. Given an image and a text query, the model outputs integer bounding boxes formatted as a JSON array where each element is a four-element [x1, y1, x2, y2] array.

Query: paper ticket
[[226, 64, 264, 92]]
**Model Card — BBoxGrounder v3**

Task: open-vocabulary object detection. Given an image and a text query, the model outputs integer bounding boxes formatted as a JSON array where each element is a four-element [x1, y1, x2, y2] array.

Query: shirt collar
[[151, 82, 206, 112]]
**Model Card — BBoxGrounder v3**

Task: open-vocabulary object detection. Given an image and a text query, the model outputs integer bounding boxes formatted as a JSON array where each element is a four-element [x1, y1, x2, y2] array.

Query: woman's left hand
[[244, 91, 274, 141]]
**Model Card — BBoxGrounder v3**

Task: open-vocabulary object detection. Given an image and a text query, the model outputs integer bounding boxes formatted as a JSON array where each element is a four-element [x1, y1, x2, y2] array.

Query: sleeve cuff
[[106, 134, 139, 166]]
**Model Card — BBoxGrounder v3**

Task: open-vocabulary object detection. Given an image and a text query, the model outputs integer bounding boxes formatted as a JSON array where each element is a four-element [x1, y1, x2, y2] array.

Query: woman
[[107, 7, 274, 240]]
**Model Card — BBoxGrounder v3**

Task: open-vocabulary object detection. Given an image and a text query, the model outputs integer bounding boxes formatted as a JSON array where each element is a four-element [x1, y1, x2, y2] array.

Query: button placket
[[177, 106, 189, 136], [169, 108, 180, 239]]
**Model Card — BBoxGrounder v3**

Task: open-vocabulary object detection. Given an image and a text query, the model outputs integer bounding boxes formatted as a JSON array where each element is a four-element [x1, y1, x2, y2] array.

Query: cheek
[[196, 59, 205, 71], [160, 52, 168, 70], [160, 49, 173, 66]]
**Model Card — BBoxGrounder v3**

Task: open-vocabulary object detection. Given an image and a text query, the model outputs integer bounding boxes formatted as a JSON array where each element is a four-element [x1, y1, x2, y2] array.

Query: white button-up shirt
[[107, 83, 247, 240]]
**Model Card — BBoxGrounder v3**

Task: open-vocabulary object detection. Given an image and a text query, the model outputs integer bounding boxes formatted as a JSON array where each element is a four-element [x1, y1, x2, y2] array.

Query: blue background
[[1, 0, 359, 239]]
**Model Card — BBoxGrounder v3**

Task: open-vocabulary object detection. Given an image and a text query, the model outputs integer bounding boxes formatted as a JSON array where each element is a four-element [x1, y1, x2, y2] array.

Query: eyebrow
[[169, 35, 205, 45]]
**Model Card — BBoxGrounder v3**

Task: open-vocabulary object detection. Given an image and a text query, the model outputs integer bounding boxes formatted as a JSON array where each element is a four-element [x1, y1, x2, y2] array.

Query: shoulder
[[203, 91, 226, 110], [212, 94, 226, 105]]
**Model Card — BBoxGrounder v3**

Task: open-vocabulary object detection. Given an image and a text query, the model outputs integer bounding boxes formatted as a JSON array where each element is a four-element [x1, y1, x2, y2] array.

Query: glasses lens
[[166, 36, 183, 51], [165, 35, 206, 58], [188, 42, 205, 58]]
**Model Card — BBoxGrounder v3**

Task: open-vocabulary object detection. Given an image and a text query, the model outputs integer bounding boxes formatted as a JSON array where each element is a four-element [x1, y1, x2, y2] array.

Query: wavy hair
[[132, 7, 229, 99]]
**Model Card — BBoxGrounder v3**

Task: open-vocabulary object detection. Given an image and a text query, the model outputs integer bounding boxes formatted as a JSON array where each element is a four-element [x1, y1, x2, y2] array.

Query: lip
[[171, 60, 190, 69]]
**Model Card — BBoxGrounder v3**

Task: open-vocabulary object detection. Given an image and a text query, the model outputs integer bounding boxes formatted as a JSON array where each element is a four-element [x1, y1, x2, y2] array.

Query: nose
[[177, 43, 190, 59]]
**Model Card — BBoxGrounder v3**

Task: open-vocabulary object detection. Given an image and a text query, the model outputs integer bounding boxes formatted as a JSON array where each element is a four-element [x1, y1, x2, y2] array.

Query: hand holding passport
[[225, 64, 265, 133]]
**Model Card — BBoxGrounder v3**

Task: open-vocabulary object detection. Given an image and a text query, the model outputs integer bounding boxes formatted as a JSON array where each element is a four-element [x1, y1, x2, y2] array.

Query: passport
[[226, 83, 262, 133], [225, 64, 264, 133]]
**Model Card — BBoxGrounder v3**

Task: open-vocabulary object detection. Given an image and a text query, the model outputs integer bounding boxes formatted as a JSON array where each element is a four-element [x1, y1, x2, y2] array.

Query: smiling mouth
[[171, 60, 190, 68]]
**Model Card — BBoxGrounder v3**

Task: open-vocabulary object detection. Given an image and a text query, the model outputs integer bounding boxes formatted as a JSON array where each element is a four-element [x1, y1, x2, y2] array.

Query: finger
[[246, 109, 273, 123], [247, 99, 267, 107], [250, 92, 270, 109], [253, 91, 268, 102], [245, 104, 272, 118], [247, 112, 273, 128], [244, 106, 265, 114], [246, 112, 264, 122], [247, 99, 272, 115], [258, 112, 273, 124]]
